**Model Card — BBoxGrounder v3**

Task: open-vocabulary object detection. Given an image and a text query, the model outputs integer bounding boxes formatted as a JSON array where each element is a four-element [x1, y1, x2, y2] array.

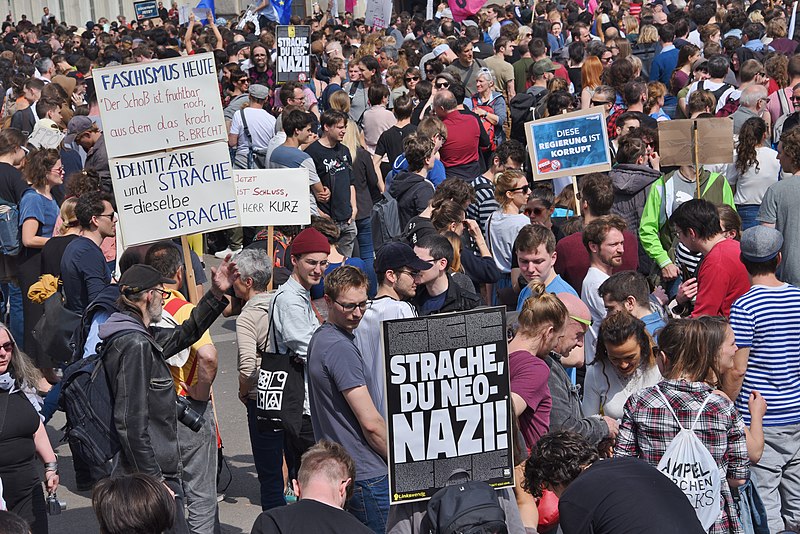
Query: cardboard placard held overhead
[[525, 106, 612, 181], [94, 53, 226, 158], [234, 168, 312, 227], [276, 26, 311, 83], [383, 307, 514, 504], [111, 141, 239, 246], [658, 118, 734, 167]]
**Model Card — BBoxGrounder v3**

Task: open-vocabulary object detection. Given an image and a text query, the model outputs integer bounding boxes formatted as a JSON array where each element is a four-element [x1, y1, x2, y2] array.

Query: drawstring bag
[[655, 388, 722, 530]]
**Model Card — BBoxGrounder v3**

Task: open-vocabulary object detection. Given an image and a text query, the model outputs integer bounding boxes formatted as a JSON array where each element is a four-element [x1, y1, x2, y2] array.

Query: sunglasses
[[524, 206, 546, 216], [509, 184, 531, 194], [0, 340, 14, 352], [435, 81, 450, 88], [590, 100, 609, 106], [405, 76, 420, 82]]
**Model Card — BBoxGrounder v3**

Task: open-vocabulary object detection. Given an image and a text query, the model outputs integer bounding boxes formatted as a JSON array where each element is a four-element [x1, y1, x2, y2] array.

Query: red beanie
[[291, 228, 331, 256]]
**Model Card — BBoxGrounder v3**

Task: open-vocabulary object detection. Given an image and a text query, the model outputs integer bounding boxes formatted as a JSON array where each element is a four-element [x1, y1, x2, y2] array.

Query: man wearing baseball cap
[[353, 242, 432, 415], [725, 225, 800, 533], [67, 115, 111, 190], [98, 258, 238, 533], [269, 227, 330, 481]]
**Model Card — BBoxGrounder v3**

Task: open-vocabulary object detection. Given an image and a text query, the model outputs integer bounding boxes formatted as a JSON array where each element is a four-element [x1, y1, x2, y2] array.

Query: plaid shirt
[[615, 379, 749, 534]]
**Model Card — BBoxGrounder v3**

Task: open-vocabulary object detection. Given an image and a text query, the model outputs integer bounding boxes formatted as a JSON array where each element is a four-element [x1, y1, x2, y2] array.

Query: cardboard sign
[[383, 307, 514, 504], [95, 53, 226, 158], [525, 106, 612, 181], [365, 0, 392, 29], [658, 118, 735, 167], [134, 0, 159, 19], [234, 168, 312, 227], [276, 26, 311, 83], [111, 141, 239, 246]]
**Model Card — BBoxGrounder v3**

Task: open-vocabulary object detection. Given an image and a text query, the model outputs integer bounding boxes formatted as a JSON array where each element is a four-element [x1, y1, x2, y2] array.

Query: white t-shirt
[[582, 360, 662, 420], [581, 266, 609, 365], [353, 296, 416, 416], [725, 145, 780, 206], [229, 107, 277, 168]]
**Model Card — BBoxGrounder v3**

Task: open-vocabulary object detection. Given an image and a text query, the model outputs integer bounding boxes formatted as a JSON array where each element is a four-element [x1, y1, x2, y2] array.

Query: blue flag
[[195, 0, 215, 23], [273, 0, 293, 24]]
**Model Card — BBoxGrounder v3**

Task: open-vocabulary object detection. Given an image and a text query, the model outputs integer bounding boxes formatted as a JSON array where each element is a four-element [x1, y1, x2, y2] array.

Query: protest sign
[[276, 26, 310, 83], [383, 307, 514, 504], [111, 141, 239, 246], [525, 106, 612, 181], [365, 0, 392, 29], [234, 168, 312, 227], [134, 0, 159, 19], [95, 53, 226, 158], [450, 0, 485, 22], [659, 118, 734, 167]]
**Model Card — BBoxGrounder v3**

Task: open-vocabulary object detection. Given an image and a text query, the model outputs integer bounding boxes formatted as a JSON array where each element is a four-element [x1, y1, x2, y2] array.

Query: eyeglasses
[[508, 184, 531, 194], [435, 81, 450, 89], [405, 76, 420, 82], [396, 269, 421, 278], [334, 299, 371, 312], [303, 258, 329, 268], [149, 288, 170, 299], [97, 212, 116, 220], [590, 99, 609, 106], [50, 165, 64, 174], [0, 340, 14, 352]]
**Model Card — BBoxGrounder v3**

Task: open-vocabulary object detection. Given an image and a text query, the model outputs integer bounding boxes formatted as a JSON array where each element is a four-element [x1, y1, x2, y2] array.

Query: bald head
[[740, 84, 768, 110], [557, 292, 591, 323]]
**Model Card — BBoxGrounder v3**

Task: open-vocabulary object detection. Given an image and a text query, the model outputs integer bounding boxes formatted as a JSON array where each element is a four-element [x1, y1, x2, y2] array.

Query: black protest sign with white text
[[276, 25, 310, 83]]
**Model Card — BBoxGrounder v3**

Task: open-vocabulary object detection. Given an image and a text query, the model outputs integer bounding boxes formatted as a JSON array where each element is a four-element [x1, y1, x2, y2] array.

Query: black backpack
[[371, 190, 404, 250], [421, 481, 508, 534], [58, 330, 144, 466], [509, 90, 547, 144]]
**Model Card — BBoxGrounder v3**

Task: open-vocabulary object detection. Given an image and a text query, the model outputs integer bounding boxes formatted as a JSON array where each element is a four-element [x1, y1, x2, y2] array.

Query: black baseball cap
[[118, 264, 175, 295], [375, 242, 432, 274]]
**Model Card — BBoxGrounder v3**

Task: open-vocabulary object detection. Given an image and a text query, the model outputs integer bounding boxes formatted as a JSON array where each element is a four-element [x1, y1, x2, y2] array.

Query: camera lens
[[176, 397, 205, 432]]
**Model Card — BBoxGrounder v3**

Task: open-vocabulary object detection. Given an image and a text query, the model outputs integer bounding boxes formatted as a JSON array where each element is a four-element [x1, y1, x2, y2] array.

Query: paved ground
[[48, 255, 264, 534]]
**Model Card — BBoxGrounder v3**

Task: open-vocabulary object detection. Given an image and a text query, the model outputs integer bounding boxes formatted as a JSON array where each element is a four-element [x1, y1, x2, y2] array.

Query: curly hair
[[780, 126, 800, 172], [524, 430, 599, 497], [736, 116, 767, 175], [593, 311, 655, 379], [22, 147, 60, 189]]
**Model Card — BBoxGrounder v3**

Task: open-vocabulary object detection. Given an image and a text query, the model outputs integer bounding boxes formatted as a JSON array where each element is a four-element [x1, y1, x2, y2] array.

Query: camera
[[46, 493, 66, 515], [176, 396, 205, 432]]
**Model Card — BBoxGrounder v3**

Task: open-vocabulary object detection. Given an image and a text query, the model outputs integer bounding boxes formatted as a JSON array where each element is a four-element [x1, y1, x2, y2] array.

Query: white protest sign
[[234, 168, 312, 227], [365, 0, 392, 29], [94, 53, 226, 158], [111, 141, 239, 246]]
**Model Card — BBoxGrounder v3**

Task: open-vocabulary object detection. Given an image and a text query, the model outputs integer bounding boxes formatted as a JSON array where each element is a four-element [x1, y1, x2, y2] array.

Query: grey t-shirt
[[759, 174, 800, 285], [307, 323, 387, 480]]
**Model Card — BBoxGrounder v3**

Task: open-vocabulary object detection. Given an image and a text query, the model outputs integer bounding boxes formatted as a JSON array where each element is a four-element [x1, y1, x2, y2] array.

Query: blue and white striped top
[[730, 283, 800, 426]]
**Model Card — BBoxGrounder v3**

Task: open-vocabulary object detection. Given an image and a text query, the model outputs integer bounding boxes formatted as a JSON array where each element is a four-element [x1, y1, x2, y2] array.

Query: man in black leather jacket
[[98, 258, 237, 534]]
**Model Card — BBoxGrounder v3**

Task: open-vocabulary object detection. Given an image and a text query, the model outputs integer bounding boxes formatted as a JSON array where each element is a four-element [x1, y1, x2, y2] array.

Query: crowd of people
[[0, 0, 800, 532]]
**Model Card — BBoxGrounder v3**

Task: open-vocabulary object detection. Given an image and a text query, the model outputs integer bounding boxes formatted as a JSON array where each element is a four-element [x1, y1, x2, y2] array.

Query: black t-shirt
[[352, 146, 380, 214], [251, 498, 373, 534], [0, 389, 41, 500], [559, 457, 706, 534], [375, 123, 417, 178], [0, 162, 29, 204], [305, 140, 353, 222], [41, 234, 80, 277]]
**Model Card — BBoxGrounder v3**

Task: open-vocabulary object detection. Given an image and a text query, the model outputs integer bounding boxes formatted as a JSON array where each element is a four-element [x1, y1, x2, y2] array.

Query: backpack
[[371, 190, 403, 250], [655, 388, 722, 530], [59, 330, 149, 466], [421, 480, 508, 534], [697, 80, 733, 108], [0, 196, 20, 256], [772, 90, 796, 146], [715, 95, 740, 117], [509, 90, 547, 144], [471, 94, 501, 152]]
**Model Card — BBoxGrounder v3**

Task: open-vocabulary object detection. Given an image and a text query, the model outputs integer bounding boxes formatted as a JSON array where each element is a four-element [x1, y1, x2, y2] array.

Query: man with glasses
[[354, 242, 432, 415], [269, 227, 330, 480], [731, 84, 769, 134], [307, 265, 389, 532], [413, 233, 480, 315], [60, 191, 116, 314], [100, 258, 237, 534], [247, 43, 273, 86]]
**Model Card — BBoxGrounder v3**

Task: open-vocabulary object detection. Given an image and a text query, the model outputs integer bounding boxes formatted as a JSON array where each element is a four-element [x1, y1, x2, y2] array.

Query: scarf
[[0, 372, 44, 421]]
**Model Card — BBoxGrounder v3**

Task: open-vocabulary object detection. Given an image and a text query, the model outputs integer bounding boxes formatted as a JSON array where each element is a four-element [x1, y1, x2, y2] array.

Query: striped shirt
[[729, 283, 800, 426], [467, 175, 499, 235]]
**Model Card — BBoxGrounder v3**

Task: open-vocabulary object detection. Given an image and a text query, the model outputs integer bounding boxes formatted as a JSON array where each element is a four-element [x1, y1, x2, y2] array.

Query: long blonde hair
[[442, 231, 463, 273], [328, 90, 362, 160]]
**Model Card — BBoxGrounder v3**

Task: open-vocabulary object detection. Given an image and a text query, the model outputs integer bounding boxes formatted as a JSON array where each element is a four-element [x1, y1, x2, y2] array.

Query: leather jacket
[[99, 290, 227, 479]]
